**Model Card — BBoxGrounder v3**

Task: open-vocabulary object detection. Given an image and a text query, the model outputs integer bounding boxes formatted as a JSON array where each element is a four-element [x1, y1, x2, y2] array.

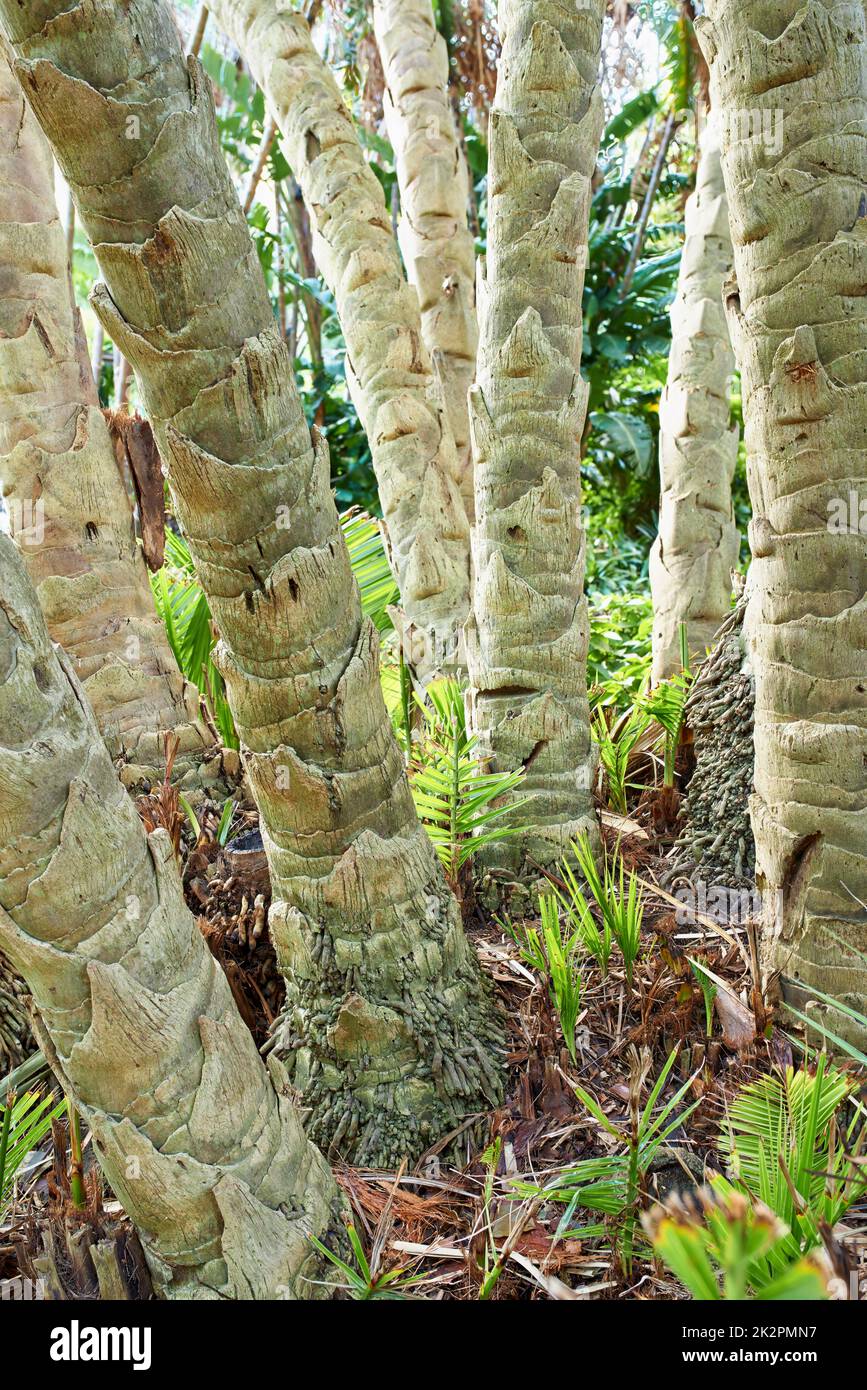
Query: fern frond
[[408, 679, 528, 885]]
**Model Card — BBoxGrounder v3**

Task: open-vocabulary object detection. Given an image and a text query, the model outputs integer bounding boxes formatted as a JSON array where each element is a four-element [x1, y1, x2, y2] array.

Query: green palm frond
[[340, 507, 398, 632], [645, 1188, 829, 1302], [591, 700, 652, 813], [639, 669, 692, 786], [507, 894, 583, 1062], [514, 1049, 701, 1272], [151, 530, 238, 749], [552, 833, 645, 985], [308, 1223, 426, 1300], [409, 679, 528, 888], [713, 1058, 866, 1286], [1, 1089, 67, 1217], [661, 6, 695, 115]]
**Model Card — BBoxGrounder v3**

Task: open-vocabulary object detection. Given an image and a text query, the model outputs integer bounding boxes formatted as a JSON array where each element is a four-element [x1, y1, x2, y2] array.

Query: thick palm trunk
[[0, 533, 343, 1299], [697, 0, 867, 1041], [372, 0, 478, 518], [465, 0, 604, 871], [649, 119, 740, 683], [207, 0, 470, 679], [0, 60, 209, 781], [1, 0, 501, 1164]]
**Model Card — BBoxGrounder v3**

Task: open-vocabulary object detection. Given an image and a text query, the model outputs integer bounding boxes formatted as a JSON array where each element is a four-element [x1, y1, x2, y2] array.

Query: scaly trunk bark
[[465, 0, 605, 871], [666, 593, 756, 890], [1, 0, 502, 1164], [0, 533, 344, 1299], [697, 0, 867, 1044], [0, 946, 29, 1073], [206, 0, 471, 679], [649, 118, 740, 683], [372, 0, 479, 519], [0, 58, 209, 783]]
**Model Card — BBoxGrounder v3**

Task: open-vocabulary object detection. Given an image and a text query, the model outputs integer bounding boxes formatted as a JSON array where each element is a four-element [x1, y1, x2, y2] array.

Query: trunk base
[[269, 867, 504, 1168]]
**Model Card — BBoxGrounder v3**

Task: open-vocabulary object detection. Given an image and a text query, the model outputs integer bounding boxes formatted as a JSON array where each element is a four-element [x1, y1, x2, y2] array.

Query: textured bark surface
[[0, 946, 29, 1072], [649, 120, 740, 683], [698, 1, 867, 1041], [0, 533, 344, 1300], [208, 0, 471, 678], [666, 596, 756, 890], [0, 59, 208, 780], [1, 0, 501, 1164], [372, 0, 478, 518], [465, 0, 604, 870]]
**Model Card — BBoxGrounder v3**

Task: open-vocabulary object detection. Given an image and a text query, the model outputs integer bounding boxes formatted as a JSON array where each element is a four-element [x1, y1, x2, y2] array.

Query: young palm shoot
[[477, 1137, 504, 1299], [508, 897, 584, 1064], [409, 680, 528, 895], [556, 833, 645, 986], [308, 1224, 426, 1301], [689, 958, 718, 1039], [635, 620, 692, 790], [514, 1048, 701, 1274], [216, 797, 237, 848], [643, 1189, 829, 1301], [640, 671, 692, 789], [556, 852, 613, 978], [592, 703, 652, 814]]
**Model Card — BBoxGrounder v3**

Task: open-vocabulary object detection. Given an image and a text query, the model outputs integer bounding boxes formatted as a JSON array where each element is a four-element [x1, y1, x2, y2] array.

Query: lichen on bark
[[698, 0, 867, 1043], [0, 533, 344, 1300], [0, 0, 502, 1164], [465, 0, 605, 871]]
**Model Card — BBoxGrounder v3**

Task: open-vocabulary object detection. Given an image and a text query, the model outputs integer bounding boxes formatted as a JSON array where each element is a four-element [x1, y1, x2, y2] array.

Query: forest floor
[[3, 765, 866, 1302]]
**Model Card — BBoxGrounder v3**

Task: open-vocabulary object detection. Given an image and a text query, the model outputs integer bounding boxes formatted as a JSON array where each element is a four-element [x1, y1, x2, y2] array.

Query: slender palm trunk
[[697, 0, 867, 1040], [1, 0, 501, 1163], [206, 0, 471, 679], [465, 0, 605, 871], [372, 0, 479, 519], [0, 533, 344, 1299], [0, 60, 209, 780], [649, 118, 740, 683]]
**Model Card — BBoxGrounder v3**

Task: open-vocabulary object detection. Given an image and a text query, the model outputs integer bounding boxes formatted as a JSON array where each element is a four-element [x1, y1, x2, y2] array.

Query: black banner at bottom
[[0, 1291, 860, 1377]]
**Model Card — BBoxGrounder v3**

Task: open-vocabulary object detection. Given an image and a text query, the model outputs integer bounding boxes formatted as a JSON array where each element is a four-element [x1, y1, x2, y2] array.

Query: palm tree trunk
[[1, 0, 502, 1163], [649, 118, 740, 683], [465, 0, 605, 871], [372, 0, 479, 520], [0, 533, 344, 1299], [0, 59, 209, 781], [697, 0, 867, 1042], [206, 0, 471, 679]]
